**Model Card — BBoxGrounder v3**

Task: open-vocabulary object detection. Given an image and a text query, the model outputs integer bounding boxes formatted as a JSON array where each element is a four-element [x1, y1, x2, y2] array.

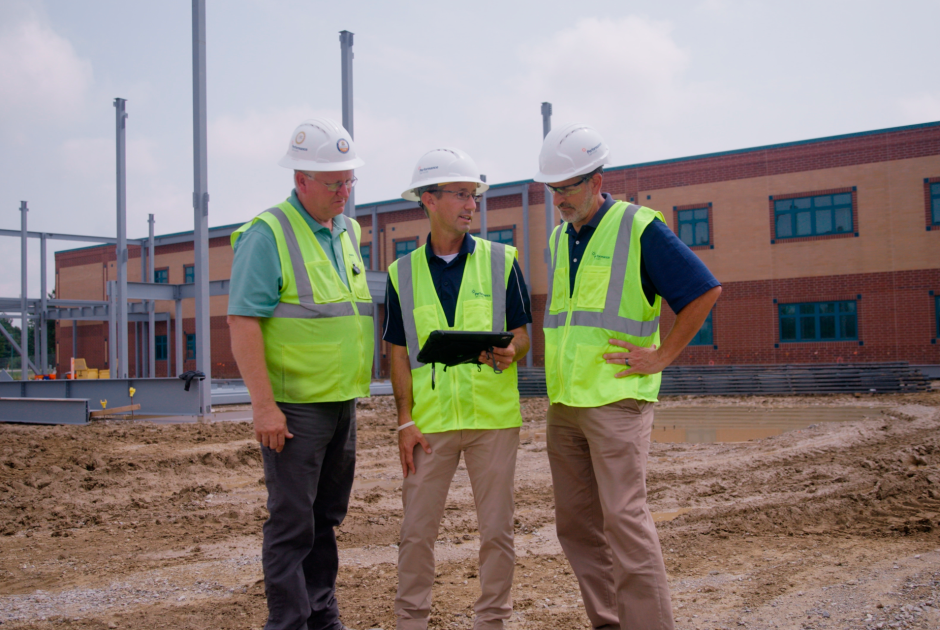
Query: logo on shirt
[[470, 289, 491, 299], [336, 139, 350, 154], [294, 131, 306, 145]]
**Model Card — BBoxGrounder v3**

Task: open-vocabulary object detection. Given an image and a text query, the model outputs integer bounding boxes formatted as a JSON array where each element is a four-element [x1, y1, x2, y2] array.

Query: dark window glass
[[932, 183, 940, 225], [184, 265, 194, 284], [360, 244, 371, 270], [155, 335, 167, 361], [487, 229, 514, 245], [677, 207, 710, 247], [774, 192, 854, 239], [689, 311, 713, 346], [186, 334, 196, 360], [154, 269, 169, 283], [779, 301, 858, 342], [395, 239, 417, 260]]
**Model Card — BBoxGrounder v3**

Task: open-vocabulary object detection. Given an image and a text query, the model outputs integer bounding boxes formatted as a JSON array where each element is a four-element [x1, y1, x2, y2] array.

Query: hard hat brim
[[278, 154, 365, 172], [402, 176, 490, 202]]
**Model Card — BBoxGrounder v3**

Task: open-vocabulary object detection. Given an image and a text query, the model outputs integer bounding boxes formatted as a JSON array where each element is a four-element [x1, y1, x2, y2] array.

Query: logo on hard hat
[[295, 132, 306, 145], [336, 139, 350, 154]]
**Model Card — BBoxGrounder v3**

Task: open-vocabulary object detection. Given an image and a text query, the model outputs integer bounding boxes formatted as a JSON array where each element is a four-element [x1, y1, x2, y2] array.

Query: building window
[[931, 182, 940, 226], [154, 268, 169, 283], [186, 334, 196, 360], [774, 192, 853, 239], [184, 264, 195, 284], [155, 335, 168, 361], [486, 229, 514, 245], [360, 244, 371, 270], [395, 239, 418, 260], [689, 311, 713, 346], [677, 207, 710, 247], [779, 300, 857, 342], [936, 295, 940, 338]]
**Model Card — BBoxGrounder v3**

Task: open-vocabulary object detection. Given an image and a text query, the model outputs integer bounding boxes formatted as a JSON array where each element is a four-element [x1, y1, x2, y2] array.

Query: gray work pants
[[261, 400, 356, 630]]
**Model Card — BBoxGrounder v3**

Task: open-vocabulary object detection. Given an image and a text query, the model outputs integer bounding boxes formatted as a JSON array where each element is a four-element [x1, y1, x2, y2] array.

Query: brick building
[[55, 121, 940, 378]]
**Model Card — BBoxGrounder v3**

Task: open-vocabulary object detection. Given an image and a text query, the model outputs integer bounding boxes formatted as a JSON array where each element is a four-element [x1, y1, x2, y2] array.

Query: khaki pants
[[396, 427, 520, 630], [547, 399, 674, 630]]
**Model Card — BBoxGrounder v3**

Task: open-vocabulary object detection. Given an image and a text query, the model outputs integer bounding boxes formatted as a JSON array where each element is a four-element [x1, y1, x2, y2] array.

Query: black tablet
[[416, 330, 514, 368]]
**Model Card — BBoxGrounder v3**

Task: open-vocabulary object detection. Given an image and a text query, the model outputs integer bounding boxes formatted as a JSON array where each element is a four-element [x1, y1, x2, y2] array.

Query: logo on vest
[[470, 289, 491, 299], [591, 252, 611, 261]]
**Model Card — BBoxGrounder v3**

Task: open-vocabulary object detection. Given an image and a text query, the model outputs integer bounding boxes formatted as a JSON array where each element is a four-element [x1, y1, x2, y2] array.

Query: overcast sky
[[2, 0, 938, 301]]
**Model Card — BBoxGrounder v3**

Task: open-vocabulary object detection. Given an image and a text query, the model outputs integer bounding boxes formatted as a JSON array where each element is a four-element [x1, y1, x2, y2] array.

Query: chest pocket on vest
[[306, 260, 343, 303], [413, 304, 441, 349], [576, 266, 610, 310], [462, 299, 492, 331], [550, 267, 569, 314]]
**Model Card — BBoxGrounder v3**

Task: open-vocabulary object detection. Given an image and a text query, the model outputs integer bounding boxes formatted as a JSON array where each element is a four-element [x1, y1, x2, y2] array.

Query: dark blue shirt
[[565, 193, 720, 313], [383, 233, 533, 346]]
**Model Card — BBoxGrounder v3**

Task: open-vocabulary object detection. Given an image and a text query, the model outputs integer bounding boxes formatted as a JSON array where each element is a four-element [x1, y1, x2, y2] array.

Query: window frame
[[925, 178, 940, 230], [673, 203, 713, 250], [185, 333, 196, 361], [470, 225, 516, 246], [778, 300, 858, 343], [183, 264, 195, 284], [155, 334, 168, 361], [360, 243, 371, 271], [393, 237, 419, 260], [769, 187, 858, 244], [153, 267, 170, 284], [689, 310, 714, 346]]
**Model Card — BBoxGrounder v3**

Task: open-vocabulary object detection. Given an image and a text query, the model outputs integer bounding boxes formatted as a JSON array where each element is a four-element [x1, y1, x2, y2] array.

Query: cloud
[[0, 12, 93, 128], [897, 94, 940, 124]]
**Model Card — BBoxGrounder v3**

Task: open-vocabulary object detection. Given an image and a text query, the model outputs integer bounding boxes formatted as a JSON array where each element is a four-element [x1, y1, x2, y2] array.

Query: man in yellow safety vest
[[228, 118, 373, 630], [384, 148, 533, 630], [535, 123, 722, 630]]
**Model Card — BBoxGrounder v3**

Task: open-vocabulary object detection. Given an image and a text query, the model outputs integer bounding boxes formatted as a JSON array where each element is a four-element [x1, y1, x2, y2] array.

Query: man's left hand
[[603, 339, 664, 377], [478, 343, 516, 372]]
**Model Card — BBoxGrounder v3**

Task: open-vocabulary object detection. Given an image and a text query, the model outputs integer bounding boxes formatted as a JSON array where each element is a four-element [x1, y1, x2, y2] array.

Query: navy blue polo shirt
[[566, 193, 720, 313], [383, 233, 533, 346]]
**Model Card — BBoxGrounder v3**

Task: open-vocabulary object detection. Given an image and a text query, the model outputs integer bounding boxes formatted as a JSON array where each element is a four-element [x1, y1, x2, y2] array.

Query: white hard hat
[[278, 117, 365, 172], [402, 148, 489, 201], [533, 122, 610, 183]]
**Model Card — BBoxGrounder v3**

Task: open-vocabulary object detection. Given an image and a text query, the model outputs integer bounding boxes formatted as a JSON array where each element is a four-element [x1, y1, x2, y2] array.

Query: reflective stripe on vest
[[543, 203, 659, 336], [264, 207, 374, 318], [398, 241, 507, 370]]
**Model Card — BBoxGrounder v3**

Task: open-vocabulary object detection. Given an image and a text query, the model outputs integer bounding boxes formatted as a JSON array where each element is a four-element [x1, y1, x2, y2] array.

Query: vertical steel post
[[20, 201, 28, 381], [72, 319, 77, 366], [370, 206, 378, 271], [522, 186, 533, 367], [114, 98, 129, 378], [541, 102, 554, 263], [108, 281, 117, 374], [40, 233, 48, 375], [175, 299, 183, 377], [480, 174, 488, 240], [370, 205, 380, 379], [339, 30, 356, 219], [148, 214, 156, 378], [192, 0, 212, 415]]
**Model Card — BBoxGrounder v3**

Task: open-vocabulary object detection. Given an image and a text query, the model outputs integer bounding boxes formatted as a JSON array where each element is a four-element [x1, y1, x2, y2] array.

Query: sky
[[1, 0, 939, 302]]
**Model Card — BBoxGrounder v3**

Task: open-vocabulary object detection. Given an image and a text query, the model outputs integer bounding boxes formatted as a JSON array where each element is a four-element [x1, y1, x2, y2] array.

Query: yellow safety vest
[[388, 237, 522, 433], [231, 200, 374, 403], [544, 201, 663, 406]]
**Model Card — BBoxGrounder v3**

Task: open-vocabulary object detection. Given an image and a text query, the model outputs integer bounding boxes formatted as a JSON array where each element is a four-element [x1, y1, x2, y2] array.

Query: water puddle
[[651, 406, 885, 444]]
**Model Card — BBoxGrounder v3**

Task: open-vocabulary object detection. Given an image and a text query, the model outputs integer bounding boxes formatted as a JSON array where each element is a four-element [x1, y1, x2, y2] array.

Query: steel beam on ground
[[340, 30, 355, 219], [20, 201, 28, 381], [192, 0, 211, 416], [114, 98, 129, 379], [0, 398, 88, 425]]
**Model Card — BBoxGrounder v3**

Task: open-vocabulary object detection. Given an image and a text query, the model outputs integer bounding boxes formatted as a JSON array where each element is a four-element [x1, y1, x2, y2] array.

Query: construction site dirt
[[2, 392, 940, 630]]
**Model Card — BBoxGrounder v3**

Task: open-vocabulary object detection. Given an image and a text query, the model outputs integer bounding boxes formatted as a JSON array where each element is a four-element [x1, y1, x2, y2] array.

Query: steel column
[[521, 186, 533, 368], [107, 281, 117, 375], [339, 30, 356, 219], [71, 319, 77, 366], [370, 206, 378, 271], [175, 299, 183, 377], [191, 0, 211, 416], [20, 202, 28, 381], [40, 233, 47, 374], [147, 214, 155, 378], [480, 174, 488, 240], [541, 102, 554, 263], [0, 325, 37, 374], [114, 98, 129, 378]]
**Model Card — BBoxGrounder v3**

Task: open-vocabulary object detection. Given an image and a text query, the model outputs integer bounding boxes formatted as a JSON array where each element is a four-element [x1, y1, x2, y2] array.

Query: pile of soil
[[1, 392, 939, 629]]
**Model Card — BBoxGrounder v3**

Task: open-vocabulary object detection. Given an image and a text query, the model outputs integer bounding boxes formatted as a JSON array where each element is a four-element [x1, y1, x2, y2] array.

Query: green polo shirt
[[227, 190, 350, 318]]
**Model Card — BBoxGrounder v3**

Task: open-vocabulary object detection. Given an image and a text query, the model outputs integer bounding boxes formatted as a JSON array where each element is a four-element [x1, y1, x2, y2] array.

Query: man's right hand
[[253, 403, 293, 453], [398, 424, 431, 478]]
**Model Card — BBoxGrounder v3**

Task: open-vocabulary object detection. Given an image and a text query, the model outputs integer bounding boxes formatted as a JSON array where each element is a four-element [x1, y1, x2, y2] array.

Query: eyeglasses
[[437, 189, 483, 203], [547, 172, 594, 197], [303, 173, 358, 192]]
